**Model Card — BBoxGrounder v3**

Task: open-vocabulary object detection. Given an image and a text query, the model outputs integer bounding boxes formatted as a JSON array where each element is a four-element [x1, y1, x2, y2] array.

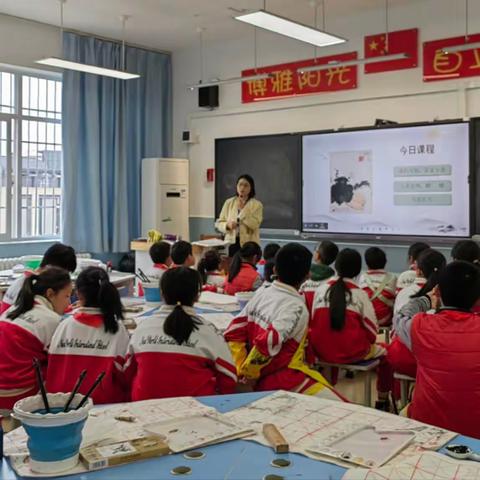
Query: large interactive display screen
[[302, 123, 470, 237]]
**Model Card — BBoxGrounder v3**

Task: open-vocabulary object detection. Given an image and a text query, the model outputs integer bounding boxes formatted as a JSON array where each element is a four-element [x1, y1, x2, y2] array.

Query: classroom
[[1, 0, 480, 479]]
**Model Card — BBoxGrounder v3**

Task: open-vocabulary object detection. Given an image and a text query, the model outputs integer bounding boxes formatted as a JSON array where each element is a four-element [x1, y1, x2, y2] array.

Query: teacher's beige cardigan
[[215, 197, 263, 246]]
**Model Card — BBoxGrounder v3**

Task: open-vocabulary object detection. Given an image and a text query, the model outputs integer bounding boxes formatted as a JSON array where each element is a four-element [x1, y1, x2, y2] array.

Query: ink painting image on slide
[[330, 151, 372, 214]]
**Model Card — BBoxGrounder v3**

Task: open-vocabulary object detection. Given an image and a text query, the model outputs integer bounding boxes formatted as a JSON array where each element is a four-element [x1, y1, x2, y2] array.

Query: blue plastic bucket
[[13, 393, 92, 474], [143, 281, 162, 304]]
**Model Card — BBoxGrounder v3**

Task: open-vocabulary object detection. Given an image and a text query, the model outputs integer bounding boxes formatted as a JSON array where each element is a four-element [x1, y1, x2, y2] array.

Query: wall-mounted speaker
[[198, 86, 219, 108]]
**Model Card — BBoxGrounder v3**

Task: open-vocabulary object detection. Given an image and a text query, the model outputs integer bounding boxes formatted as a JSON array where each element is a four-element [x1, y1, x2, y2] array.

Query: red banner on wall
[[241, 52, 358, 103], [423, 34, 480, 81], [364, 28, 418, 73]]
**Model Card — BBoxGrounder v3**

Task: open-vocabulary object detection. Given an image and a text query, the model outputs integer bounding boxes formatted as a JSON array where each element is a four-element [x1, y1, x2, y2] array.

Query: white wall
[[172, 0, 480, 220], [0, 14, 60, 69]]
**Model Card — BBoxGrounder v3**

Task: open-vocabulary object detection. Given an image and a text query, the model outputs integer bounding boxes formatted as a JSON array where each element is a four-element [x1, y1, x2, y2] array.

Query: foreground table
[[2, 392, 479, 480]]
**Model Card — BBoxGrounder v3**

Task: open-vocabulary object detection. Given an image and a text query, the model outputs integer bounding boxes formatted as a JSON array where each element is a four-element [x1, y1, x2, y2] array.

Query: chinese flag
[[364, 28, 418, 73]]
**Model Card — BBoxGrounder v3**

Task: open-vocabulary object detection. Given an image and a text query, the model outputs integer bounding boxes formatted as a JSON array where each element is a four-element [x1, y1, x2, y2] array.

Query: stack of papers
[[196, 291, 240, 313]]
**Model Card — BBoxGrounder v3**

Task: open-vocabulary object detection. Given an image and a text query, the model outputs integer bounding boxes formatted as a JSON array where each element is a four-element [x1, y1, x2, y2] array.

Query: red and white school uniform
[[46, 308, 130, 404], [300, 279, 324, 316], [202, 271, 226, 293], [127, 305, 237, 400], [394, 277, 425, 315], [224, 281, 341, 399], [148, 263, 169, 280], [359, 270, 397, 326], [0, 296, 61, 410], [310, 278, 381, 364], [409, 309, 480, 438], [0, 271, 35, 315], [224, 263, 262, 296], [396, 269, 417, 292]]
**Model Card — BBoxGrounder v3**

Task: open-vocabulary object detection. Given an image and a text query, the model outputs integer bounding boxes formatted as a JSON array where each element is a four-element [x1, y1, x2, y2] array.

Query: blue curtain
[[62, 32, 172, 253]]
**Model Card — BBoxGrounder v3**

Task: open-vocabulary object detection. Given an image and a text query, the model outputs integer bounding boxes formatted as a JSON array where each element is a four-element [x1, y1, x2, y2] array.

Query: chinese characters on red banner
[[423, 34, 480, 81], [241, 53, 358, 103]]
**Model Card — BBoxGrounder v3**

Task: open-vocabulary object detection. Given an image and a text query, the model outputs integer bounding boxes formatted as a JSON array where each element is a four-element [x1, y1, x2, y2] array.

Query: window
[[0, 68, 62, 241]]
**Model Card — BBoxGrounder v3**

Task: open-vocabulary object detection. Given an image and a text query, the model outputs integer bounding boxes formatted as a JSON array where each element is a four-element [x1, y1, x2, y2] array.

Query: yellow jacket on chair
[[215, 197, 263, 246]]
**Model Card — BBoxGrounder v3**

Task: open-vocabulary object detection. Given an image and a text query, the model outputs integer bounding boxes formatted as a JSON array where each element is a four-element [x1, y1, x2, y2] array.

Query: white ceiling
[[0, 0, 422, 51]]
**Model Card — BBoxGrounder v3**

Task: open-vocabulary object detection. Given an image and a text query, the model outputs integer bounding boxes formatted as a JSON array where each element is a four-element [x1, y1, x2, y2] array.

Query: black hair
[[40, 243, 77, 273], [408, 242, 430, 263], [439, 260, 480, 310], [228, 242, 262, 282], [8, 267, 71, 320], [317, 240, 339, 266], [161, 267, 202, 345], [264, 260, 276, 283], [365, 247, 387, 270], [411, 248, 447, 298], [76, 267, 124, 334], [236, 174, 256, 199], [275, 243, 312, 287], [171, 241, 193, 265], [451, 240, 480, 264], [263, 243, 281, 261], [197, 250, 222, 284], [149, 241, 171, 265], [327, 249, 362, 331]]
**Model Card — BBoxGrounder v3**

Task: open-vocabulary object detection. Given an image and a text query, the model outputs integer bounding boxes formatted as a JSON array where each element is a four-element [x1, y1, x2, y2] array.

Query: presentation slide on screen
[[302, 123, 470, 237]]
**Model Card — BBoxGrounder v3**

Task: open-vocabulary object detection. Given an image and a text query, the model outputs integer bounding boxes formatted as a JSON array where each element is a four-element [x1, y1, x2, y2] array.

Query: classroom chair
[[393, 372, 416, 409], [315, 358, 380, 407]]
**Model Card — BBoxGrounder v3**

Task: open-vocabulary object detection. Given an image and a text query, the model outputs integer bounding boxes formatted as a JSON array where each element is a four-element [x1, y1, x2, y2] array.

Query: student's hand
[[227, 221, 238, 231], [427, 286, 441, 311]]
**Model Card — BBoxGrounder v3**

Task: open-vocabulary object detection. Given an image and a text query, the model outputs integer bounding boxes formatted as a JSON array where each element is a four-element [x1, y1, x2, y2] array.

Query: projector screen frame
[[300, 118, 474, 244]]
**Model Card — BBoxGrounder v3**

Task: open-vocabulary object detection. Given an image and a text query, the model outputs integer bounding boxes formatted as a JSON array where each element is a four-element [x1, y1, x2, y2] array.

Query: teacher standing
[[216, 174, 263, 255]]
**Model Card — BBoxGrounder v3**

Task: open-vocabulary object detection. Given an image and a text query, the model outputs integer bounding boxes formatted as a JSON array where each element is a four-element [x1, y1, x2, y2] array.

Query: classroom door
[[0, 118, 12, 241]]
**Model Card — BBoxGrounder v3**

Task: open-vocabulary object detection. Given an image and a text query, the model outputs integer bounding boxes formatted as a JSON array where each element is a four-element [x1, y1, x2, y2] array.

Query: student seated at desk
[[47, 267, 130, 404], [0, 243, 77, 315], [300, 240, 338, 314], [394, 261, 480, 438], [359, 247, 397, 326], [127, 267, 237, 400], [310, 249, 383, 364], [224, 243, 342, 400], [224, 242, 262, 296], [0, 267, 72, 410], [198, 249, 225, 292], [388, 249, 446, 378], [148, 241, 172, 279], [310, 249, 391, 409], [396, 242, 430, 292], [171, 240, 195, 268], [451, 239, 480, 264]]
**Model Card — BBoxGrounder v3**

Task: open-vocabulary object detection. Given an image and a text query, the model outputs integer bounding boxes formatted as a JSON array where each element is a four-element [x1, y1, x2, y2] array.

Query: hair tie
[[176, 301, 182, 306], [433, 267, 438, 272]]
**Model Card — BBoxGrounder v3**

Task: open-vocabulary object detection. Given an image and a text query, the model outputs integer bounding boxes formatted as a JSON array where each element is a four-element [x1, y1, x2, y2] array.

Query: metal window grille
[[0, 68, 62, 240]]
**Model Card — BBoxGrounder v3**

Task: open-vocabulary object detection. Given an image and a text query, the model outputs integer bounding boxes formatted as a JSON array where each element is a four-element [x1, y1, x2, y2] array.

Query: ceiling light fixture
[[187, 72, 273, 90], [36, 1, 140, 80], [235, 0, 345, 47], [187, 17, 271, 90], [441, 0, 476, 55], [297, 52, 410, 73]]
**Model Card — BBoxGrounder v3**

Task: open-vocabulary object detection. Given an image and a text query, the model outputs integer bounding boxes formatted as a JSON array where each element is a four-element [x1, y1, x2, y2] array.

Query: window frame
[[0, 65, 62, 242]]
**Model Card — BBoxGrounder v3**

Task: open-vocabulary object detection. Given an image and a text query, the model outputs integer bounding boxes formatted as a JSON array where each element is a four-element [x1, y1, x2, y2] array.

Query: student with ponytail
[[127, 267, 237, 400], [47, 267, 130, 404], [310, 249, 383, 364], [0, 267, 72, 410], [224, 242, 262, 295], [388, 248, 446, 379], [197, 249, 225, 292]]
